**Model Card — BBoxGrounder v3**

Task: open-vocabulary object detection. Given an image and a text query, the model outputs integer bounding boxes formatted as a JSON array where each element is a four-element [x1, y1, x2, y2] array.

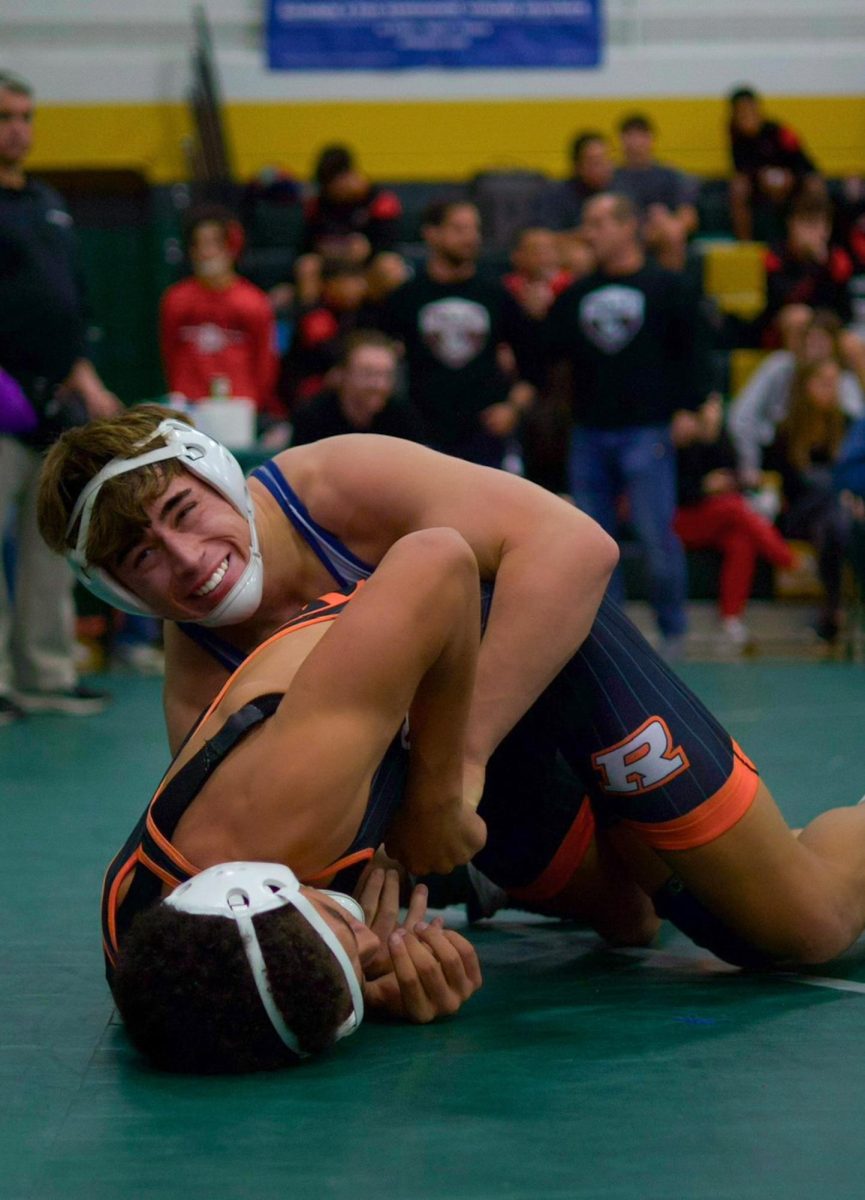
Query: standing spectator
[[535, 132, 614, 232], [674, 395, 794, 651], [766, 358, 852, 642], [378, 199, 535, 468], [159, 205, 280, 416], [295, 144, 405, 308], [290, 331, 424, 447], [613, 113, 700, 271], [727, 85, 823, 242], [728, 309, 865, 485], [762, 196, 854, 349], [547, 193, 709, 655], [0, 70, 115, 723]]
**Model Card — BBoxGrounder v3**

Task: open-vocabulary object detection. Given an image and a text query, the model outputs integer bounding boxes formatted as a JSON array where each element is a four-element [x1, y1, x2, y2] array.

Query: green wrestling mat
[[2, 663, 865, 1199]]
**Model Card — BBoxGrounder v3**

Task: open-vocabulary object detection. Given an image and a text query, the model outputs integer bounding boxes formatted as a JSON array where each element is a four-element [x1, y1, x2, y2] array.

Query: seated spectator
[[280, 259, 370, 410], [674, 394, 793, 652], [290, 330, 423, 447], [159, 205, 279, 416], [295, 144, 405, 307], [503, 227, 576, 321], [613, 112, 700, 272], [535, 132, 614, 232], [727, 85, 824, 242], [765, 358, 853, 642], [728, 309, 865, 485], [763, 196, 854, 349]]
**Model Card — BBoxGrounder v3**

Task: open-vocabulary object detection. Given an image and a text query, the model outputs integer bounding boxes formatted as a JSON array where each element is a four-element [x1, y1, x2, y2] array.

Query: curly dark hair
[[113, 903, 354, 1074]]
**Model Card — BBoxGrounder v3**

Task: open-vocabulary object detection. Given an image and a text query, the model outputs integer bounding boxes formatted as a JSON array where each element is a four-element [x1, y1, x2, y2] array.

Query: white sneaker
[[718, 616, 749, 652]]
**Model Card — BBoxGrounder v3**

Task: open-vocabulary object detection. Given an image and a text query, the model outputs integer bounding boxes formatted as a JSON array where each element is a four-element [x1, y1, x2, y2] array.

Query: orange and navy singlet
[[176, 460, 760, 907], [100, 587, 407, 986]]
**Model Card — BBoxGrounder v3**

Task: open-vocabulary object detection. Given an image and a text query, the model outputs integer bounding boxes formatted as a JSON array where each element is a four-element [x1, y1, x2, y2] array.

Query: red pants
[[674, 492, 793, 618]]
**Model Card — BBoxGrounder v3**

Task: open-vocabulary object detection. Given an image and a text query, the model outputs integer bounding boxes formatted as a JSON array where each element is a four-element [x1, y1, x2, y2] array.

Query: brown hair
[[781, 359, 846, 471], [338, 328, 398, 367], [37, 404, 194, 567]]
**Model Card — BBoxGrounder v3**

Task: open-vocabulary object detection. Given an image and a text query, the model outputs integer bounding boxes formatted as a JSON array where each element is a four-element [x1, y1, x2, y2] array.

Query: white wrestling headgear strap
[[65, 418, 263, 627], [164, 862, 365, 1059]]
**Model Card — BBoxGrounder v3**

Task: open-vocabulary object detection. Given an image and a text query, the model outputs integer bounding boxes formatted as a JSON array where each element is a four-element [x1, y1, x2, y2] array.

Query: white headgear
[[165, 862, 365, 1059], [65, 418, 263, 627]]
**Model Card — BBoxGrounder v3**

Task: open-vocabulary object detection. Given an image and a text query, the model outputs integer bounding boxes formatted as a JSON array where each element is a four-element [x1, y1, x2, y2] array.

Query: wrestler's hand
[[355, 868, 430, 980], [384, 799, 487, 877], [364, 924, 483, 1023]]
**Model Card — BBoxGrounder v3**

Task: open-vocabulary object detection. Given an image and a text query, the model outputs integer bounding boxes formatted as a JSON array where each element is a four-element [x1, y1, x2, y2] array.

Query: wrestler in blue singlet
[[168, 460, 763, 963]]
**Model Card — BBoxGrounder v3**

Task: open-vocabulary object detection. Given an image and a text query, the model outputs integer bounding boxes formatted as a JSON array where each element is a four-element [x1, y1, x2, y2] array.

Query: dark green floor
[[3, 664, 865, 1199]]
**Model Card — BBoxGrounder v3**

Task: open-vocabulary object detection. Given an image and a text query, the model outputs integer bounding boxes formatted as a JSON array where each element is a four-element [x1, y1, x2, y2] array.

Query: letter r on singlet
[[592, 717, 690, 795]]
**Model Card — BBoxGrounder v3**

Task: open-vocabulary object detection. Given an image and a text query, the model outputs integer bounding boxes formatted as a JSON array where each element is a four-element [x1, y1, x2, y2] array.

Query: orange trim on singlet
[[138, 588, 363, 882], [105, 850, 139, 959], [303, 847, 375, 885], [137, 848, 185, 893], [180, 588, 362, 757], [504, 797, 596, 904], [143, 815, 202, 879], [619, 740, 759, 851], [107, 588, 368, 953]]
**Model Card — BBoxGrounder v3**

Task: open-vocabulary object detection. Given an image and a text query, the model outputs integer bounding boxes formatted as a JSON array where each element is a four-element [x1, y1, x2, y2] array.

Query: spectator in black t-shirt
[[290, 330, 424, 447], [294, 144, 406, 308], [613, 113, 699, 271], [0, 70, 117, 724], [762, 196, 854, 349], [377, 199, 536, 469], [546, 193, 710, 656], [535, 132, 614, 233], [727, 85, 824, 242]]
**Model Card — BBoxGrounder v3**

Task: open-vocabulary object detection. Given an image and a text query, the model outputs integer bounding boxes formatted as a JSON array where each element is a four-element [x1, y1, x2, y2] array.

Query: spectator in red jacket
[[727, 86, 824, 242], [763, 196, 854, 350], [160, 206, 279, 416], [295, 144, 407, 307]]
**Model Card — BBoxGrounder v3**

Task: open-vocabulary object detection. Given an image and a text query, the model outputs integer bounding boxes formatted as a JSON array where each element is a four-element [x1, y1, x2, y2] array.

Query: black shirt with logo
[[378, 269, 530, 451], [546, 260, 707, 429]]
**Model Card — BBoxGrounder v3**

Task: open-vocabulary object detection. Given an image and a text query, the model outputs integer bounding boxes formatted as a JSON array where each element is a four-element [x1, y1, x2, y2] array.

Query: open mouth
[[191, 557, 229, 599]]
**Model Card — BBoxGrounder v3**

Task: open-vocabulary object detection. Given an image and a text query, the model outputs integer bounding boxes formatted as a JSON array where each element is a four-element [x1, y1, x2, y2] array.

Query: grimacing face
[[108, 470, 252, 622]]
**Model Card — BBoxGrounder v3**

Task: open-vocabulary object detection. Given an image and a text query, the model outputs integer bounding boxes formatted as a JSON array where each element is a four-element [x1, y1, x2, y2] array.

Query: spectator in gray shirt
[[728, 309, 865, 482], [613, 113, 700, 271]]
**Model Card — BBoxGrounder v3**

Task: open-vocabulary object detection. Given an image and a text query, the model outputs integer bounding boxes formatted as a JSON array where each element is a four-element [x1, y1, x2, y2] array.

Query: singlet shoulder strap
[[252, 458, 375, 587]]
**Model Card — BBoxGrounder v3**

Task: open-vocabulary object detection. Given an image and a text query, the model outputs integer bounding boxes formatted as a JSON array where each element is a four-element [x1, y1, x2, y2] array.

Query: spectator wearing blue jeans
[[546, 193, 710, 656]]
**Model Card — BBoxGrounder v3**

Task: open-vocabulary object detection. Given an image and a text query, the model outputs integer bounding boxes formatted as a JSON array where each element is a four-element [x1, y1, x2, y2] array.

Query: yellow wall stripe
[[28, 95, 865, 183]]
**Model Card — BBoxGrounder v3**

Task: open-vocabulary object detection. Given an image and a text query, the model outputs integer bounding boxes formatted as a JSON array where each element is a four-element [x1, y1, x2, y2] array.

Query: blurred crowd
[[4, 74, 865, 726]]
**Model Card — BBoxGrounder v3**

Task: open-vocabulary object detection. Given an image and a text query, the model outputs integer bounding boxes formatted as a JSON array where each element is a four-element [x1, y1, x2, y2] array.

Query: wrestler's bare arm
[[190, 530, 487, 880], [276, 435, 618, 771], [163, 622, 230, 755]]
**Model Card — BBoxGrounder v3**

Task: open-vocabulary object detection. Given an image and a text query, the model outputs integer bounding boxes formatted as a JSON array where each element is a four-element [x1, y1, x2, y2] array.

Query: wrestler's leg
[[609, 781, 865, 965], [522, 830, 660, 947]]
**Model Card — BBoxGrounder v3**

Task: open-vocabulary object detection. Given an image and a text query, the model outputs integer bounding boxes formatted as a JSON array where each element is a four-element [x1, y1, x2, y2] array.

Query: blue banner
[[267, 1, 602, 71]]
